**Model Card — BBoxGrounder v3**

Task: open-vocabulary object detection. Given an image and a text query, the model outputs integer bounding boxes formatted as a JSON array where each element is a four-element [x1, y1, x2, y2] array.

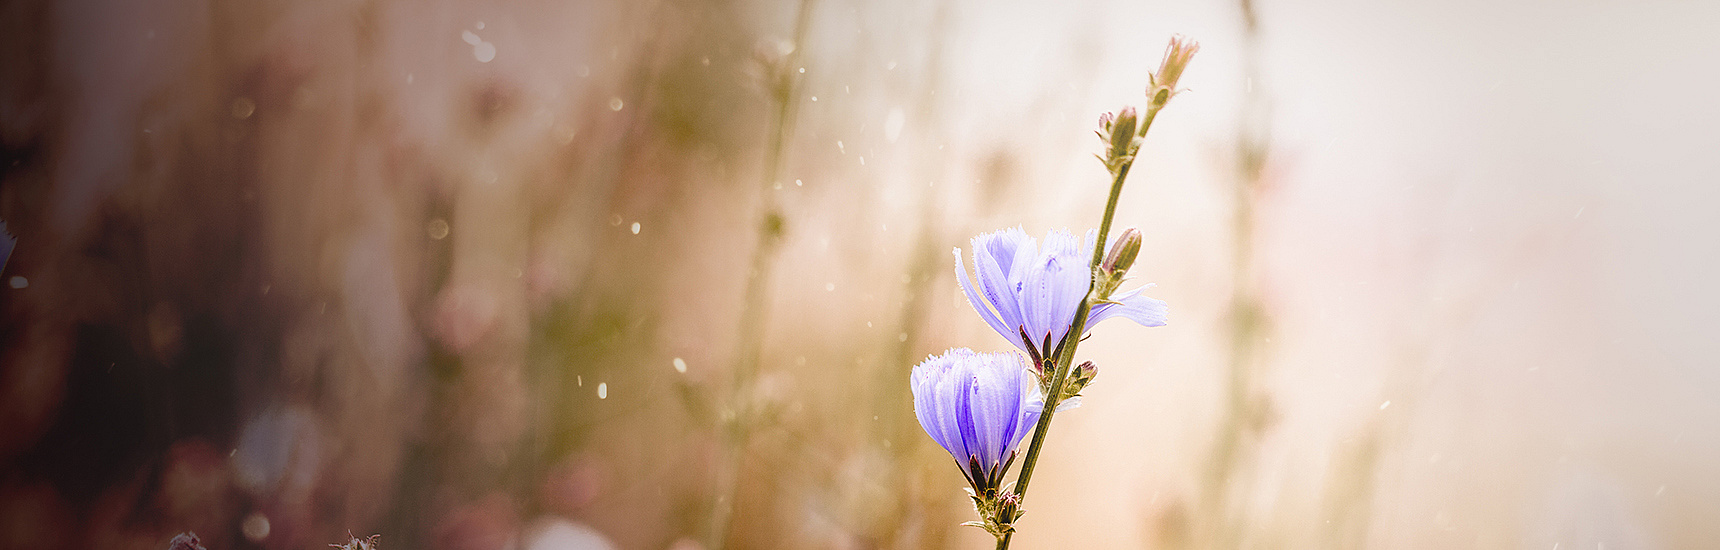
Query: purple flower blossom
[[910, 348, 1041, 493], [954, 227, 1167, 359]]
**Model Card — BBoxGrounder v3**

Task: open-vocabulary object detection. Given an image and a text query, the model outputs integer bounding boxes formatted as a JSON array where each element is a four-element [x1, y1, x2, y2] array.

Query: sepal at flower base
[[963, 487, 1025, 541]]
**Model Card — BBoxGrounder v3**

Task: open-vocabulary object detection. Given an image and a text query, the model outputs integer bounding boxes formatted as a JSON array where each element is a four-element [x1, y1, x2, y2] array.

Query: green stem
[[994, 107, 1161, 550]]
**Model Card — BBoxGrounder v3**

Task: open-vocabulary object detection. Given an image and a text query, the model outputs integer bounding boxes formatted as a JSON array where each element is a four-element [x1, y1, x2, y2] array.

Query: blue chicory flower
[[910, 348, 1041, 494], [954, 227, 1167, 360]]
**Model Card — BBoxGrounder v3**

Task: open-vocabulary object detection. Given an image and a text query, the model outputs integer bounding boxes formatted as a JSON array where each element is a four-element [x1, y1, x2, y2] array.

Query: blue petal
[[1088, 285, 1169, 330], [910, 353, 957, 457], [912, 349, 1041, 475], [953, 360, 981, 465], [973, 228, 1033, 340], [954, 249, 1012, 341], [1018, 230, 1089, 351], [1015, 391, 1043, 456], [970, 352, 1030, 470]]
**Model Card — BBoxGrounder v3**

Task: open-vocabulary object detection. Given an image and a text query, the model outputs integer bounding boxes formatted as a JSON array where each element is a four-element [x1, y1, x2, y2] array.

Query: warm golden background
[[2, 0, 1716, 548]]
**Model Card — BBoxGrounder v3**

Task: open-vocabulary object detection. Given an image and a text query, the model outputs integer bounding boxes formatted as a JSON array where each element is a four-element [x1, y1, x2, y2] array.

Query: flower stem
[[995, 100, 1164, 550]]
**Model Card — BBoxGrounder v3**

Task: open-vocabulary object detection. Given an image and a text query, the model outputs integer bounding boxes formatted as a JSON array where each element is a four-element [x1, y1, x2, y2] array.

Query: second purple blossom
[[954, 227, 1169, 361]]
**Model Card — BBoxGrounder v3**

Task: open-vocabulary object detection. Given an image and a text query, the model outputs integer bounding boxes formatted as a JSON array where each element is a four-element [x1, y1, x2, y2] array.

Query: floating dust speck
[[9, 276, 26, 289], [673, 357, 687, 373], [231, 97, 255, 119], [577, 375, 583, 386], [1379, 400, 1391, 410], [609, 97, 624, 111], [597, 383, 608, 399], [426, 218, 450, 240], [630, 222, 640, 234], [473, 42, 496, 63], [884, 108, 905, 142], [242, 512, 270, 542], [609, 214, 623, 226], [795, 179, 803, 186], [898, 332, 908, 342], [825, 283, 835, 291]]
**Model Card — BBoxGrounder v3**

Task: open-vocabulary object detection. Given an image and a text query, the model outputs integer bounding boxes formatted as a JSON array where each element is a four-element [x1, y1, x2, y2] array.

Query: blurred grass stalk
[[1159, 0, 1380, 547], [1190, 0, 1274, 546], [708, 0, 816, 548]]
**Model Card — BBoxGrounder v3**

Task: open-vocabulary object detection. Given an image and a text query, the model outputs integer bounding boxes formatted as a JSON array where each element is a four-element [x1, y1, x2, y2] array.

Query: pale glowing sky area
[[875, 0, 1720, 547]]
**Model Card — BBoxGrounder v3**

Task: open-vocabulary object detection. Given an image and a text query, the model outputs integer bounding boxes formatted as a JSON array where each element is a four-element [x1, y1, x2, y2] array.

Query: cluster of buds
[[1096, 35, 1199, 176], [1059, 361, 1099, 403], [962, 487, 1024, 540]]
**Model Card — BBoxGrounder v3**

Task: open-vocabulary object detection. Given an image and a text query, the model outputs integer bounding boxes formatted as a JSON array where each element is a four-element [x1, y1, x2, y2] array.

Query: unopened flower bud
[[997, 491, 1023, 524], [1061, 361, 1099, 402], [1103, 227, 1142, 276], [1108, 106, 1138, 160], [1149, 35, 1200, 108], [1076, 360, 1098, 382], [1095, 227, 1142, 299]]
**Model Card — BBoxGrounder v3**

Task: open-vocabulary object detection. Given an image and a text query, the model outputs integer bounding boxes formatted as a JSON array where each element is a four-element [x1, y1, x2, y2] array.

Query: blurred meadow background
[[2, 0, 1718, 548]]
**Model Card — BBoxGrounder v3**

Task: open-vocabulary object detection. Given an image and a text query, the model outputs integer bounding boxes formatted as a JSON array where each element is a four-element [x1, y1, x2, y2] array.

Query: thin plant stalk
[[708, 1, 816, 548], [996, 36, 1194, 548], [996, 102, 1163, 550]]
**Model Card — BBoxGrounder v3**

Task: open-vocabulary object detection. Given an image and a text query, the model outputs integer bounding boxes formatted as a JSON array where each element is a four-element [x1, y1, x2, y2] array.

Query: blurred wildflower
[[167, 533, 207, 550], [955, 228, 1168, 370], [330, 533, 380, 550]]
